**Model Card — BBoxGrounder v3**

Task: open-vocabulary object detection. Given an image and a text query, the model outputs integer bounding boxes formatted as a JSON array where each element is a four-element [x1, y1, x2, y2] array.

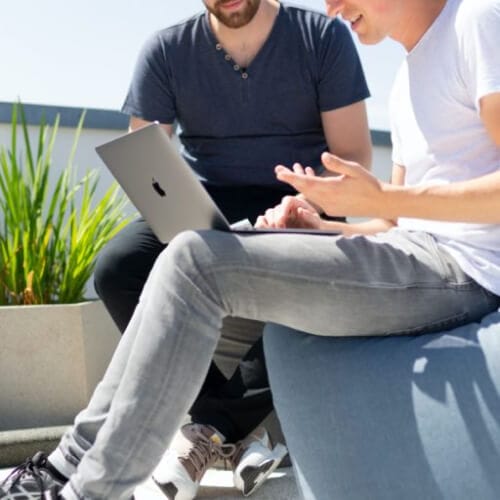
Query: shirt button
[[242, 72, 249, 79], [233, 64, 240, 71], [225, 54, 232, 61], [216, 43, 222, 50]]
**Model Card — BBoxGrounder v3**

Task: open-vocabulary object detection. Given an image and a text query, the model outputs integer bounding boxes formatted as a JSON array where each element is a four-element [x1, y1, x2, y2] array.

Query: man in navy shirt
[[97, 1, 371, 498], [0, 1, 371, 499]]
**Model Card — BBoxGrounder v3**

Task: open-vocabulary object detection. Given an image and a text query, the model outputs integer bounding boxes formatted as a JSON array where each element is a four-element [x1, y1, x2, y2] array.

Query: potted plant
[[0, 103, 133, 431]]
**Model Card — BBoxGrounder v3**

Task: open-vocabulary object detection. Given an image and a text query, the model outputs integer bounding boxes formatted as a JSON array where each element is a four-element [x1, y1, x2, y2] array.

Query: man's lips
[[219, 0, 244, 11], [349, 14, 363, 31]]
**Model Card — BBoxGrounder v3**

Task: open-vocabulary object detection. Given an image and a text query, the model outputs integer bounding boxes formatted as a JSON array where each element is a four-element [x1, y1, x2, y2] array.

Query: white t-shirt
[[390, 0, 500, 295]]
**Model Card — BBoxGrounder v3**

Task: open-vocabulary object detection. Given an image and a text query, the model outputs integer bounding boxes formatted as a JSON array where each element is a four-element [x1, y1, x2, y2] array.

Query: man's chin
[[356, 32, 387, 46]]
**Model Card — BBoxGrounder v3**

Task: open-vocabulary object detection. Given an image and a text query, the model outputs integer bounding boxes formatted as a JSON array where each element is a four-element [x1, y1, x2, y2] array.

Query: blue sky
[[1, 0, 405, 130]]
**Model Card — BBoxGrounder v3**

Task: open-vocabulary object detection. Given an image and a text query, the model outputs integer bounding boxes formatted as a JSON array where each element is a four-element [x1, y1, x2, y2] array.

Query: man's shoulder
[[154, 11, 205, 44], [280, 3, 346, 36], [455, 0, 500, 27], [282, 3, 332, 21]]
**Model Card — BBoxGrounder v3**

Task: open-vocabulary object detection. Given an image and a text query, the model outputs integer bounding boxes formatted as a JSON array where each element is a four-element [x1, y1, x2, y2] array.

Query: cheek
[[325, 5, 335, 17], [324, 0, 342, 17], [368, 0, 393, 19]]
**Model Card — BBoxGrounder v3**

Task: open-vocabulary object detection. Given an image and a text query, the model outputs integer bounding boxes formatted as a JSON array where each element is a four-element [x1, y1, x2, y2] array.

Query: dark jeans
[[93, 185, 291, 442]]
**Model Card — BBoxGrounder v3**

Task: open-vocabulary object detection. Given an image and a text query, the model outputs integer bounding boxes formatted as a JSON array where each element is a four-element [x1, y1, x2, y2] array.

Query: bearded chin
[[219, 12, 250, 29], [209, 0, 261, 29]]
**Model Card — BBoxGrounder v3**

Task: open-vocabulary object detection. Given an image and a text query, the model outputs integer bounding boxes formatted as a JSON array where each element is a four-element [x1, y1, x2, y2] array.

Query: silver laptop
[[96, 123, 339, 243]]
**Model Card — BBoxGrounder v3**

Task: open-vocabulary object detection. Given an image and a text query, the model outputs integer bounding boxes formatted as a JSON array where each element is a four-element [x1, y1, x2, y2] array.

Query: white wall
[[0, 123, 134, 215]]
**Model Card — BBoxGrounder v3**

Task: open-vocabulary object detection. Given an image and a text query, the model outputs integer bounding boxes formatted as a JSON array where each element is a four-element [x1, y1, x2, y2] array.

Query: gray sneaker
[[0, 452, 66, 500]]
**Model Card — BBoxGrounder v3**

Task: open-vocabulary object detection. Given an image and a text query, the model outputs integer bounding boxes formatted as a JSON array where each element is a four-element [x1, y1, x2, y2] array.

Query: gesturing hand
[[275, 152, 385, 218]]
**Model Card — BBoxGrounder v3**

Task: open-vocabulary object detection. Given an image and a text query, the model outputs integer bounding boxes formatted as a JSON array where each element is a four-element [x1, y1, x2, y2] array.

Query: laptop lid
[[96, 123, 231, 243]]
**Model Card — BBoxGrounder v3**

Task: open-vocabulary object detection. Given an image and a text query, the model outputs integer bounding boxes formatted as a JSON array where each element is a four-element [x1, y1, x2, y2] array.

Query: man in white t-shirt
[[1, 1, 499, 499], [261, 0, 500, 296], [260, 0, 500, 497]]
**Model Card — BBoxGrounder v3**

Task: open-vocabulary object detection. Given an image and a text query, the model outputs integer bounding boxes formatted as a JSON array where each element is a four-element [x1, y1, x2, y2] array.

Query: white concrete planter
[[0, 300, 120, 431]]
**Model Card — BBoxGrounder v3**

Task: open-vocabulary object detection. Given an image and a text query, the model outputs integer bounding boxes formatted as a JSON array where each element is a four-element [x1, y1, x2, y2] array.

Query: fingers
[[321, 152, 360, 176], [275, 165, 321, 192], [296, 207, 322, 229], [255, 215, 268, 228], [255, 206, 320, 229], [254, 201, 291, 228], [254, 194, 318, 229], [271, 196, 297, 228]]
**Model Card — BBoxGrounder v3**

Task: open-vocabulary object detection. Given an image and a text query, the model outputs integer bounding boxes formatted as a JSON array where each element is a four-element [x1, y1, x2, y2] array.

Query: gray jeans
[[50, 228, 499, 499]]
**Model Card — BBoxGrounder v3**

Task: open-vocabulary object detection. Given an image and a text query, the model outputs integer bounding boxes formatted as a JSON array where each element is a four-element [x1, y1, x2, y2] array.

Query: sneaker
[[0, 452, 66, 499], [152, 424, 235, 500], [232, 427, 288, 497]]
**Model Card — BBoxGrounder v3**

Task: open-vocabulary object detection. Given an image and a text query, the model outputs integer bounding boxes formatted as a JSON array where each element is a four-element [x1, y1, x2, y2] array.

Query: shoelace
[[1, 452, 48, 493], [181, 431, 236, 477]]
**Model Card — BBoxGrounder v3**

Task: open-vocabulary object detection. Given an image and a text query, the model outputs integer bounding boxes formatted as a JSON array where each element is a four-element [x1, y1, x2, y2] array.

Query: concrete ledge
[[138, 468, 299, 499], [1, 460, 298, 499], [0, 428, 299, 498], [0, 426, 68, 467], [0, 101, 128, 130]]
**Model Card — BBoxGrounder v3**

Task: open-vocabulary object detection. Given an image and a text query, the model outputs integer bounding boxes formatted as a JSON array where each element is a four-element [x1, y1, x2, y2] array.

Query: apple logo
[[152, 178, 166, 197]]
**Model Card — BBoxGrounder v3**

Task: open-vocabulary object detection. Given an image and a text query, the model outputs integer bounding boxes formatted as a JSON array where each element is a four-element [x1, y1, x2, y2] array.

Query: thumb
[[321, 152, 359, 177]]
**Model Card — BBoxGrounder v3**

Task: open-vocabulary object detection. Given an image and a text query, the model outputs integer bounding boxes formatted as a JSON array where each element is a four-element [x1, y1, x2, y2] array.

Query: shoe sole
[[153, 478, 179, 499], [238, 443, 288, 497]]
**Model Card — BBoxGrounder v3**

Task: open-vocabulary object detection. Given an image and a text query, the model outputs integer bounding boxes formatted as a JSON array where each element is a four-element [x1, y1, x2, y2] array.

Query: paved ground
[[0, 466, 299, 499]]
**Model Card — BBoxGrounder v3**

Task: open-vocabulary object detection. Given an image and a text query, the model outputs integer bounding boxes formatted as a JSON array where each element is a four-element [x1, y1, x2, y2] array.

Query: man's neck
[[392, 0, 447, 52], [208, 0, 280, 68]]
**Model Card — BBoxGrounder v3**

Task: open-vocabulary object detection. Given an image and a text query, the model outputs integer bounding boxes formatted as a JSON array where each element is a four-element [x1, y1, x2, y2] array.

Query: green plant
[[0, 103, 133, 305]]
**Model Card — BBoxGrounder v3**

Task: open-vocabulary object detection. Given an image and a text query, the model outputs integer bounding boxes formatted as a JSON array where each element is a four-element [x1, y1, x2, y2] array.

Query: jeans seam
[[204, 264, 478, 292], [384, 311, 469, 336], [89, 301, 194, 499]]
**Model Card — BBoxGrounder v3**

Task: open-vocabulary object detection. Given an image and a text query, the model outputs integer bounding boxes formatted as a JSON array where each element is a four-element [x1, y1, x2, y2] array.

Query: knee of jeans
[[165, 230, 223, 277]]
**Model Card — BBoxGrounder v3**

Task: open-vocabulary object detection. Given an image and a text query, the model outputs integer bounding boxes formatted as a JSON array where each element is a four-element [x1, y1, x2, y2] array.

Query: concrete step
[[0, 426, 68, 467], [0, 426, 300, 499], [0, 466, 298, 499], [138, 468, 298, 499]]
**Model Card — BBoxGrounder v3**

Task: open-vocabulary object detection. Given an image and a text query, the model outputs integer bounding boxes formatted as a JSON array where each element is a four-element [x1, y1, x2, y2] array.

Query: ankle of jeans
[[48, 447, 77, 483]]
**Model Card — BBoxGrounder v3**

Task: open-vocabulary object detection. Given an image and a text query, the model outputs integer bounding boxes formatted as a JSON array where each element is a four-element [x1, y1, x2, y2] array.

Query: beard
[[204, 0, 261, 29]]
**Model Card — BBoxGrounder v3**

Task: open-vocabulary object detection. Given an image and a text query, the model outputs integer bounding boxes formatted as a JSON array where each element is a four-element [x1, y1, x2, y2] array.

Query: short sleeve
[[122, 32, 176, 124], [458, 0, 500, 108], [317, 19, 370, 112]]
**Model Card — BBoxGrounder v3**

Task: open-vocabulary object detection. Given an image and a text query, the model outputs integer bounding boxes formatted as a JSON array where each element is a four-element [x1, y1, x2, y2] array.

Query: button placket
[[215, 43, 249, 80]]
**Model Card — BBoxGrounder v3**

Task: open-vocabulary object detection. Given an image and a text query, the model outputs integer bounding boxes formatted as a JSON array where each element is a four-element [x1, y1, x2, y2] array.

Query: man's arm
[[129, 116, 174, 136], [320, 100, 372, 169], [480, 92, 500, 146], [276, 92, 500, 224]]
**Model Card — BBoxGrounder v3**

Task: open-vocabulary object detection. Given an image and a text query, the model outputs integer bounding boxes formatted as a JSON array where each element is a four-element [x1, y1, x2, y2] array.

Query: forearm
[[380, 171, 500, 224], [319, 218, 395, 236]]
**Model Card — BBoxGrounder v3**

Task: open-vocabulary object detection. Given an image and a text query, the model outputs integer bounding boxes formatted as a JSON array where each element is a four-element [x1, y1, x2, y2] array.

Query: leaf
[[0, 102, 135, 305]]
